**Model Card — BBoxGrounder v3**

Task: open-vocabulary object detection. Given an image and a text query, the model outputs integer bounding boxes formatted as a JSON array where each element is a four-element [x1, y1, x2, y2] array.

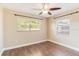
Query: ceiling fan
[[33, 3, 61, 15]]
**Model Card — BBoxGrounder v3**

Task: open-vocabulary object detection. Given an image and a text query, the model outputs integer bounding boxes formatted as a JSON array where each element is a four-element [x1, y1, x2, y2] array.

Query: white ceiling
[[1, 3, 79, 18]]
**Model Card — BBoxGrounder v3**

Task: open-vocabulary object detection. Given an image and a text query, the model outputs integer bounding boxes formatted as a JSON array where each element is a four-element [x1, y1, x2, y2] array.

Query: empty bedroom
[[0, 3, 79, 56]]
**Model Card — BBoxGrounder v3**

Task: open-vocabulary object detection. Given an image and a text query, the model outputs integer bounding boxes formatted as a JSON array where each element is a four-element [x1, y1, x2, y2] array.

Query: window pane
[[16, 16, 41, 31], [16, 16, 30, 31], [30, 20, 40, 30], [56, 19, 70, 34]]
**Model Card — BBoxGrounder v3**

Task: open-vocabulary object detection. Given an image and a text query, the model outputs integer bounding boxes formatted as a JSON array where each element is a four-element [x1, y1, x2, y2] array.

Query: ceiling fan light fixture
[[42, 10, 48, 13]]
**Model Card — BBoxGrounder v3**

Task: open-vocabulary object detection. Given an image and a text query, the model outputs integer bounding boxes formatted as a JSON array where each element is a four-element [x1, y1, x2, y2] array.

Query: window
[[16, 16, 41, 31], [56, 19, 70, 34]]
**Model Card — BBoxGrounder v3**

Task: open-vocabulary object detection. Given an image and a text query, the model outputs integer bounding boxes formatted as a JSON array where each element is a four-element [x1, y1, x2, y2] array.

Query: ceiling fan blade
[[39, 12, 43, 15], [48, 12, 52, 15], [49, 7, 61, 11]]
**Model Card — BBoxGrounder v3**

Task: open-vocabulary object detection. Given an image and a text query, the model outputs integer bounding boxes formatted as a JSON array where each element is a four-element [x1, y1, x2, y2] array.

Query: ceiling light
[[42, 10, 48, 13]]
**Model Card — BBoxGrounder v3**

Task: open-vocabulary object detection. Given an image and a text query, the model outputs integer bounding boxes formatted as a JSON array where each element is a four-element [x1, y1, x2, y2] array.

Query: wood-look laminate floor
[[2, 41, 79, 56]]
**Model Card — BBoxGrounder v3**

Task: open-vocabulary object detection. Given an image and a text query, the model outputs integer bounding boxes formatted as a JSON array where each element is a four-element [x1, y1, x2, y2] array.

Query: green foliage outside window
[[17, 17, 40, 31], [30, 20, 40, 30]]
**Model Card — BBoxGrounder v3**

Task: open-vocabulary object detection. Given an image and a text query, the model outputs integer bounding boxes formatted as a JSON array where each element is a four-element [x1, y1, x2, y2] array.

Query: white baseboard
[[48, 40, 79, 52], [3, 40, 47, 51]]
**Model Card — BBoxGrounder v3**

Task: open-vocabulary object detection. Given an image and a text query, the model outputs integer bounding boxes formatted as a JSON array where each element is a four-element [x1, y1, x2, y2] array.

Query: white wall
[[3, 8, 47, 48], [48, 9, 79, 50], [0, 6, 4, 51]]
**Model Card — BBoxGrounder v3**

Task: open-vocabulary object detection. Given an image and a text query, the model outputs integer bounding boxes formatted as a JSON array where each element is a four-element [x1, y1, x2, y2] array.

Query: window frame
[[56, 19, 70, 34], [16, 16, 41, 32]]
